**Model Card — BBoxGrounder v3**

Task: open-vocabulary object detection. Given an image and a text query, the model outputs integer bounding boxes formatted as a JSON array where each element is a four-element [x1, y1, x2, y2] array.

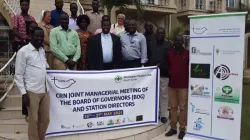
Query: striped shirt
[[120, 32, 148, 64]]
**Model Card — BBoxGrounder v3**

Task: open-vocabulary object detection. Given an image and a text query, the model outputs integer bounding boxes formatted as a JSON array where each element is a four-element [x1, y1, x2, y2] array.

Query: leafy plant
[[100, 0, 144, 18], [168, 24, 185, 41]]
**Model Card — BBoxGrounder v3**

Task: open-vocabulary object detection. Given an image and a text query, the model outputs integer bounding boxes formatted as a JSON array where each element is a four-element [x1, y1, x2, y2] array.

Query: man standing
[[117, 19, 130, 37], [15, 27, 50, 140], [144, 21, 155, 45], [85, 0, 103, 33], [50, 0, 66, 27], [50, 13, 81, 70], [69, 2, 79, 30], [165, 35, 189, 140], [94, 15, 116, 35], [87, 20, 122, 70], [120, 19, 148, 68], [148, 27, 173, 124]]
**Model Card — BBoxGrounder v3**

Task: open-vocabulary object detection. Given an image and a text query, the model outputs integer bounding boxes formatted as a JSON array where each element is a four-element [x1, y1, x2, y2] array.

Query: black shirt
[[148, 37, 173, 77]]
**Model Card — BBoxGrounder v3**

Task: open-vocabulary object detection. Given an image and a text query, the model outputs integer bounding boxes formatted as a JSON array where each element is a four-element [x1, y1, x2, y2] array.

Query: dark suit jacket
[[87, 33, 122, 70]]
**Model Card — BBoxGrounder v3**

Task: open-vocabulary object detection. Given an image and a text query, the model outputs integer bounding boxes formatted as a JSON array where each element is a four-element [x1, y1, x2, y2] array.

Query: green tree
[[100, 0, 144, 18], [168, 24, 185, 41]]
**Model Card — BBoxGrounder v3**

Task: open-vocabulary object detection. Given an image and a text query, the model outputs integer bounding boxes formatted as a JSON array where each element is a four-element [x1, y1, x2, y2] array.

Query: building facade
[[79, 0, 230, 35]]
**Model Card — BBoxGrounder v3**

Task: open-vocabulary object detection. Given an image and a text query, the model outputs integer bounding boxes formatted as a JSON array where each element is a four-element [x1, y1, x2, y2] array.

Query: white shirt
[[69, 16, 79, 30], [101, 33, 113, 63], [15, 43, 49, 95], [111, 23, 125, 35]]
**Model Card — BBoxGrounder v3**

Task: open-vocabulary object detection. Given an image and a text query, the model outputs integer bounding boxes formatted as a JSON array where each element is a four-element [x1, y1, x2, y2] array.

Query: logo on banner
[[215, 49, 240, 55], [73, 124, 84, 128], [217, 106, 234, 120], [87, 122, 93, 128], [190, 102, 209, 115], [214, 64, 238, 80], [97, 121, 104, 126], [122, 118, 126, 123], [115, 74, 152, 82], [191, 47, 212, 55], [136, 115, 143, 121], [192, 27, 208, 34], [51, 77, 76, 89], [190, 85, 210, 98], [214, 85, 240, 104], [115, 118, 121, 124], [191, 64, 210, 79], [107, 119, 114, 125], [61, 125, 71, 129], [127, 117, 135, 123], [114, 75, 122, 83], [193, 118, 204, 131]]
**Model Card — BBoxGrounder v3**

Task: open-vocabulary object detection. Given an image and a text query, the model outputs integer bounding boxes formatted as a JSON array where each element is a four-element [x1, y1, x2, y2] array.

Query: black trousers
[[103, 62, 114, 70], [122, 59, 141, 69]]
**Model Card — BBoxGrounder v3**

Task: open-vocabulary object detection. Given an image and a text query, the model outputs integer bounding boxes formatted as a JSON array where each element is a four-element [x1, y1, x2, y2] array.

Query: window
[[180, 0, 186, 7], [195, 0, 205, 10], [226, 0, 235, 8]]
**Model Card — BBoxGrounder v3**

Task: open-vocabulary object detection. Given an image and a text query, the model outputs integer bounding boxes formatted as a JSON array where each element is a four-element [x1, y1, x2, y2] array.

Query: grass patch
[[241, 84, 250, 140]]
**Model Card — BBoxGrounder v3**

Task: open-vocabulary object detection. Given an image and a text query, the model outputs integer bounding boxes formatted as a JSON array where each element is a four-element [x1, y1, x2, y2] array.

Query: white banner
[[185, 12, 246, 140], [45, 67, 159, 137]]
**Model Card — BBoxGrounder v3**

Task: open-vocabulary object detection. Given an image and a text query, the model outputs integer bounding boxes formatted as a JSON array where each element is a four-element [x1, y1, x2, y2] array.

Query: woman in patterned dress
[[12, 0, 35, 52], [76, 15, 92, 70]]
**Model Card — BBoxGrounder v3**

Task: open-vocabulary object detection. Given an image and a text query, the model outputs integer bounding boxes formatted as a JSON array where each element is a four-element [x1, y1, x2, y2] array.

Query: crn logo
[[51, 77, 76, 89]]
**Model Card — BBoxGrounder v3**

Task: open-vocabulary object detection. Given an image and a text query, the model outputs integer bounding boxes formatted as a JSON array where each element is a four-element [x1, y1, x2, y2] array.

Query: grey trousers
[[159, 77, 169, 118]]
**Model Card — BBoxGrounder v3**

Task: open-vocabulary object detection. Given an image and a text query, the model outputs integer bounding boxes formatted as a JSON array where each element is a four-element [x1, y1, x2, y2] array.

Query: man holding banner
[[166, 35, 189, 139]]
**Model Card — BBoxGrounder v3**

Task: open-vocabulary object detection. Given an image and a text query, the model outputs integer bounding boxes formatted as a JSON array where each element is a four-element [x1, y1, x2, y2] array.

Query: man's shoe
[[165, 129, 177, 136], [178, 131, 186, 139], [160, 117, 168, 124]]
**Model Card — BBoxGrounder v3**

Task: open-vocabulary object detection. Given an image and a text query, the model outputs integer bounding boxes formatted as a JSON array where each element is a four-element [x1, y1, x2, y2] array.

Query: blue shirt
[[101, 33, 113, 63], [120, 32, 148, 64], [50, 9, 66, 27]]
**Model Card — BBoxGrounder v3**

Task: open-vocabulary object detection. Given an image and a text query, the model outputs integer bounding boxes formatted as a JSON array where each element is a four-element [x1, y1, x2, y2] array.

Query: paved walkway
[[152, 126, 179, 140]]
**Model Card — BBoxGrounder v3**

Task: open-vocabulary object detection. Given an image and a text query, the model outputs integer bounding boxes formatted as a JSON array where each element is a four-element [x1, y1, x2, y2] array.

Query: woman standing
[[39, 10, 54, 68], [76, 15, 92, 70], [12, 0, 35, 52]]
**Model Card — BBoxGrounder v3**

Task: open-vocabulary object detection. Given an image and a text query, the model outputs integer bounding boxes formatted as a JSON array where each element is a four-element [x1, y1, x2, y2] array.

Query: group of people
[[13, 0, 189, 140]]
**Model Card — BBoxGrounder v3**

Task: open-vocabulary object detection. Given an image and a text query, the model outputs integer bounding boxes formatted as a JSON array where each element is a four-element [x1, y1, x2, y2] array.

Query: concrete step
[[150, 125, 179, 140], [8, 87, 20, 96], [0, 119, 27, 133], [0, 84, 6, 90], [0, 79, 13, 84], [0, 107, 24, 120], [0, 122, 169, 140], [0, 132, 27, 140], [1, 95, 22, 108]]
